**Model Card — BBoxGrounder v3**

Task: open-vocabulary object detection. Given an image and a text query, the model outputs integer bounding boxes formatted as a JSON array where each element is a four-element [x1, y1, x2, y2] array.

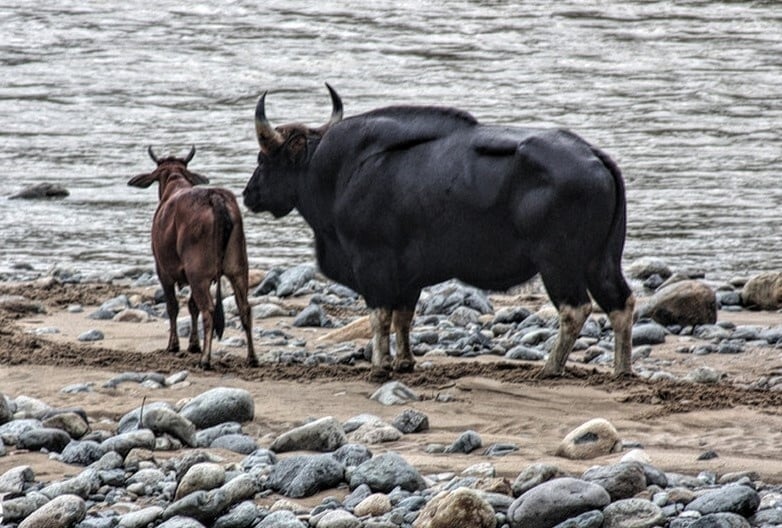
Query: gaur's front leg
[[392, 309, 415, 373], [369, 308, 393, 381]]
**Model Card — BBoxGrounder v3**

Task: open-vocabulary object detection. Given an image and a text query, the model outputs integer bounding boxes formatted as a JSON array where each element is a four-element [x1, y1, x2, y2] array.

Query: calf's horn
[[325, 83, 343, 126], [184, 145, 196, 163], [255, 92, 284, 148], [148, 145, 160, 164]]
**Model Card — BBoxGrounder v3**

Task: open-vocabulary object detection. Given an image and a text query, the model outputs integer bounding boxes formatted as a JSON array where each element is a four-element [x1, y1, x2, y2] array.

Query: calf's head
[[128, 146, 209, 199], [242, 83, 343, 217]]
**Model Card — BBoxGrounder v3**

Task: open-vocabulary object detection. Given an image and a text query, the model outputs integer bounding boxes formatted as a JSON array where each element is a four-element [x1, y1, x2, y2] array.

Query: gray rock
[[14, 395, 51, 418], [1, 491, 49, 522], [627, 257, 672, 280], [17, 427, 72, 453], [391, 409, 429, 434], [17, 493, 85, 528], [162, 489, 231, 525], [741, 271, 782, 309], [602, 498, 666, 528], [142, 406, 197, 447], [0, 465, 35, 494], [78, 329, 105, 342], [106, 372, 168, 391], [256, 510, 307, 528], [100, 429, 156, 457], [512, 463, 568, 497], [266, 454, 345, 498], [689, 512, 751, 528], [414, 487, 495, 528], [581, 462, 647, 502], [632, 322, 668, 346], [505, 345, 546, 361], [196, 422, 243, 447], [684, 485, 760, 516], [158, 515, 208, 528], [293, 303, 328, 327], [347, 421, 402, 445], [445, 430, 482, 454], [316, 509, 362, 528], [0, 418, 42, 443], [179, 387, 255, 429], [175, 462, 226, 500], [640, 280, 717, 327], [419, 281, 493, 316], [276, 264, 317, 297], [552, 510, 604, 528], [42, 411, 89, 439], [349, 452, 426, 493], [253, 303, 290, 319], [40, 467, 100, 499], [270, 416, 347, 453], [117, 401, 173, 432], [240, 448, 278, 470], [59, 440, 106, 466], [333, 443, 373, 467], [370, 381, 419, 406], [508, 477, 611, 528], [117, 506, 165, 527], [210, 433, 258, 454], [213, 501, 260, 528]]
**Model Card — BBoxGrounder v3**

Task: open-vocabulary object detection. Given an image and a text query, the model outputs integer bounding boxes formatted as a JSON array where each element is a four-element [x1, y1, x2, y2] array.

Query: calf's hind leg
[[227, 273, 258, 367], [186, 296, 201, 354], [161, 280, 181, 353]]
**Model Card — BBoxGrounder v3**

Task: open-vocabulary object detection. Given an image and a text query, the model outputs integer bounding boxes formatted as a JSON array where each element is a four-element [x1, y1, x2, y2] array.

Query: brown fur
[[128, 146, 257, 369]]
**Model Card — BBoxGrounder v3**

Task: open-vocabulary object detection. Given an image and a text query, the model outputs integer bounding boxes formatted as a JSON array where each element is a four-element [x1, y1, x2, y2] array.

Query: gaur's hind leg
[[587, 261, 635, 377], [608, 295, 635, 376], [228, 273, 257, 367], [186, 296, 201, 354], [392, 309, 415, 373], [370, 308, 393, 382], [540, 302, 592, 378]]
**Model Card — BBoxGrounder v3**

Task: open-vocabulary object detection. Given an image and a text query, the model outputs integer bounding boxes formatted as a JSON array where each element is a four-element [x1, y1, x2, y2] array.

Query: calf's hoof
[[369, 367, 391, 383], [536, 366, 563, 379], [612, 369, 634, 380], [188, 345, 202, 354], [247, 356, 259, 368], [198, 360, 213, 371], [393, 359, 415, 373]]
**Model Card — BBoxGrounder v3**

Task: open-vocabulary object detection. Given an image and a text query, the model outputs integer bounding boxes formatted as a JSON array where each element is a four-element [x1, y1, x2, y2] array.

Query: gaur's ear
[[184, 171, 210, 186], [287, 135, 308, 164], [128, 172, 158, 188]]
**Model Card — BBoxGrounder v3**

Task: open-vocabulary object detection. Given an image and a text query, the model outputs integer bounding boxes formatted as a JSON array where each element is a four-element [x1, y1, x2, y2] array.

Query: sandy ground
[[3, 278, 782, 505]]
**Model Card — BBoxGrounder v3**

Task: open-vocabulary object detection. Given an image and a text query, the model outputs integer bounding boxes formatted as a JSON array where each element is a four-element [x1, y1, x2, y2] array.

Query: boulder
[[640, 280, 717, 326], [742, 272, 782, 310]]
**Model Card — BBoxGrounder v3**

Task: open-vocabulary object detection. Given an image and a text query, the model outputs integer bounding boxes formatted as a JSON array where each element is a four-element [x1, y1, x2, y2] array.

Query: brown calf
[[128, 146, 257, 369]]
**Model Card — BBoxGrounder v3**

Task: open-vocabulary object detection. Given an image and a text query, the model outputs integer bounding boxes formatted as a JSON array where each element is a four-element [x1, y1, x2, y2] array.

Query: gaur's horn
[[184, 145, 196, 164], [255, 92, 284, 148], [148, 145, 160, 164], [325, 83, 343, 126]]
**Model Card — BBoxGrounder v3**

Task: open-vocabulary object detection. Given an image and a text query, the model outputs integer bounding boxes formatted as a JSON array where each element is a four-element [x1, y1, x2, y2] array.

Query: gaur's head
[[128, 146, 209, 200], [242, 83, 343, 217]]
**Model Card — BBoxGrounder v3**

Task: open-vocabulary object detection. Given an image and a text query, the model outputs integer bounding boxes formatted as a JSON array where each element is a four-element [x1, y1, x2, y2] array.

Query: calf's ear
[[184, 170, 210, 186], [127, 172, 158, 188]]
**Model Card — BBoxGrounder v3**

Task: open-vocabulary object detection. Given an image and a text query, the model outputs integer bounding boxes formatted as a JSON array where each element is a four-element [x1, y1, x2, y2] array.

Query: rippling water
[[1, 1, 780, 282]]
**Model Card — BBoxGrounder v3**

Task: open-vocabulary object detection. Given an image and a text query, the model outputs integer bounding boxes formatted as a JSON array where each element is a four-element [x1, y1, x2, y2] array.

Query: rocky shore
[[2, 258, 782, 527]]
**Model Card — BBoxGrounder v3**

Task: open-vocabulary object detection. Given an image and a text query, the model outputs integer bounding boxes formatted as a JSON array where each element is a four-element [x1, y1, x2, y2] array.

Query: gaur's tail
[[591, 145, 627, 262], [212, 197, 234, 340]]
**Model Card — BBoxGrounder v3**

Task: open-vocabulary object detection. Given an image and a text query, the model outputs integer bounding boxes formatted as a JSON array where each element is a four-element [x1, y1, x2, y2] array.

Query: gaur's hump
[[360, 105, 478, 127]]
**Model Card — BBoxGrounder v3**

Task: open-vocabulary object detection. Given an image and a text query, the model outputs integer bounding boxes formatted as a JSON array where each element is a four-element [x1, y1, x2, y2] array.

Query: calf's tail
[[211, 196, 234, 340]]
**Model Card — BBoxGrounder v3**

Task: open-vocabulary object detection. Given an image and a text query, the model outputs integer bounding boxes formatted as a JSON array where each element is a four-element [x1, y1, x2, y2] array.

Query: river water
[[1, 1, 780, 283]]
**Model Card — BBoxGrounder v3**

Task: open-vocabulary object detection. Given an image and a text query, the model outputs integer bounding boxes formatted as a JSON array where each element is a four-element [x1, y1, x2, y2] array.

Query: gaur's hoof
[[536, 367, 562, 379], [247, 357, 259, 368], [612, 370, 635, 380], [199, 361, 212, 371], [188, 345, 202, 354]]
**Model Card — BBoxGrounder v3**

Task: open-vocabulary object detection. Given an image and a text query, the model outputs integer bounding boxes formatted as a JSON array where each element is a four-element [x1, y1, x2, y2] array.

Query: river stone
[[163, 488, 231, 524], [40, 467, 100, 499], [142, 406, 197, 447], [602, 498, 666, 528], [684, 485, 760, 516], [741, 271, 782, 309], [631, 321, 668, 346], [293, 303, 327, 327], [347, 420, 402, 444], [276, 264, 317, 296], [267, 454, 345, 498], [179, 387, 254, 429], [333, 443, 373, 467], [101, 429, 156, 457], [370, 381, 419, 405], [210, 433, 258, 454], [640, 280, 717, 326], [413, 487, 496, 528], [270, 416, 347, 452], [14, 395, 51, 419], [507, 477, 611, 528], [0, 465, 35, 494], [175, 462, 226, 500], [626, 257, 672, 280], [18, 493, 85, 528], [158, 515, 207, 528], [196, 422, 243, 447], [10, 182, 69, 200], [349, 452, 426, 493], [689, 512, 751, 528], [42, 411, 89, 439], [316, 509, 361, 528], [213, 500, 259, 528], [0, 395, 12, 425], [1, 491, 49, 523], [511, 463, 568, 497], [60, 440, 106, 466], [552, 510, 604, 528], [257, 510, 307, 528], [581, 462, 647, 501], [354, 493, 393, 517], [117, 505, 165, 527], [17, 427, 71, 453], [445, 430, 482, 454], [392, 409, 429, 434], [556, 418, 621, 459]]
